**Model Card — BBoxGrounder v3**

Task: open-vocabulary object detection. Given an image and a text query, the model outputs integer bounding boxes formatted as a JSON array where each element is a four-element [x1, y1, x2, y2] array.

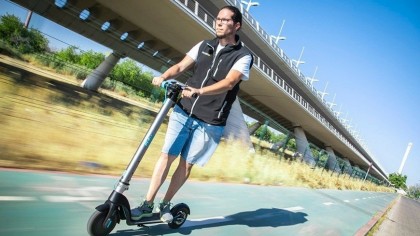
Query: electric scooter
[[87, 80, 190, 236]]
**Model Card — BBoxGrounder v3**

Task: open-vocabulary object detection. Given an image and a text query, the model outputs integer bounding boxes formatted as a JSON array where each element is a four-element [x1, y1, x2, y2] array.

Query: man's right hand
[[152, 76, 165, 87]]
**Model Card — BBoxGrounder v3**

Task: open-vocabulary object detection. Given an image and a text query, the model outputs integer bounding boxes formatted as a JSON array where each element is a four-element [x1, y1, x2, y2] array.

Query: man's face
[[215, 8, 239, 39]]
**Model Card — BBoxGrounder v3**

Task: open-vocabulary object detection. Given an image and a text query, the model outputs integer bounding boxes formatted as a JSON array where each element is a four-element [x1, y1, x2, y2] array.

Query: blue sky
[[248, 0, 420, 186], [1, 0, 419, 186]]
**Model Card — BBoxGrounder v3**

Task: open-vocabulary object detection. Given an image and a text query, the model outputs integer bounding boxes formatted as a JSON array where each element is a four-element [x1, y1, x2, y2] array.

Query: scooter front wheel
[[87, 209, 118, 236]]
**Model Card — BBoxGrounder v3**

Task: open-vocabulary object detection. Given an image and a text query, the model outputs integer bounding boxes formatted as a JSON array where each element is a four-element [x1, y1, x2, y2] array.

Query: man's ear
[[235, 22, 241, 31]]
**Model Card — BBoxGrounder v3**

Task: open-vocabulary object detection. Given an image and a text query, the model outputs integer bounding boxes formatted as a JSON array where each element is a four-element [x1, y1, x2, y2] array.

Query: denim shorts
[[162, 105, 225, 166]]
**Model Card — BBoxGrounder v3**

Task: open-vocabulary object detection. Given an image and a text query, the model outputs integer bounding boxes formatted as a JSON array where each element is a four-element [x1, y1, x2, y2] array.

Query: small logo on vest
[[201, 51, 211, 57]]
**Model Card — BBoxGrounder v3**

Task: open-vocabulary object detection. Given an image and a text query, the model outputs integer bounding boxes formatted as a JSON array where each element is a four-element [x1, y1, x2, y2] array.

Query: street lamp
[[317, 81, 328, 100], [270, 20, 286, 44], [292, 46, 305, 68], [305, 66, 319, 86], [241, 0, 260, 12], [327, 94, 338, 109]]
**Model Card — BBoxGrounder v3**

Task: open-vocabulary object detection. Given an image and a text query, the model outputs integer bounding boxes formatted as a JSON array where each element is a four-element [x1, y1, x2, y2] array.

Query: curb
[[354, 195, 399, 236]]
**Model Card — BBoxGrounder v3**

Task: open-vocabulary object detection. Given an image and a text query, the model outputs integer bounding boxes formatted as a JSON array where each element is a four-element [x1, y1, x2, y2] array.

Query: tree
[[55, 46, 80, 64], [0, 14, 24, 44], [111, 59, 142, 86], [407, 184, 420, 199], [254, 124, 270, 141], [110, 59, 155, 97], [286, 138, 296, 151], [79, 50, 104, 69], [27, 28, 48, 53], [0, 14, 48, 53], [389, 172, 407, 190]]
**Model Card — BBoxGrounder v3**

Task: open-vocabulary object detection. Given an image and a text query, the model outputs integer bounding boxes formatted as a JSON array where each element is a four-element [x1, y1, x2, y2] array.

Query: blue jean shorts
[[162, 105, 225, 166]]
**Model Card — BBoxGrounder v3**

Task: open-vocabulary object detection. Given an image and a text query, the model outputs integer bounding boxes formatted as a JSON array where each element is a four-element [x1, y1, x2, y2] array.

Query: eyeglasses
[[215, 17, 232, 25]]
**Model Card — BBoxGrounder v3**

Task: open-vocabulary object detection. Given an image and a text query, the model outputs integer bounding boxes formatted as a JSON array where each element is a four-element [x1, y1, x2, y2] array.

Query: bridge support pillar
[[342, 158, 353, 175], [293, 125, 315, 166], [248, 121, 261, 135], [325, 146, 340, 172], [81, 51, 124, 91], [271, 133, 292, 151], [223, 97, 254, 149]]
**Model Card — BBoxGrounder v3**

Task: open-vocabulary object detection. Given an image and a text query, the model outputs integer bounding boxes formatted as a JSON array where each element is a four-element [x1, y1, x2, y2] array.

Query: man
[[131, 5, 253, 222]]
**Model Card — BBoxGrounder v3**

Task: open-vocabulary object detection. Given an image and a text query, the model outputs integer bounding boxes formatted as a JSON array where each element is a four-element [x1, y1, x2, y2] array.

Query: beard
[[216, 33, 226, 39], [216, 31, 227, 39]]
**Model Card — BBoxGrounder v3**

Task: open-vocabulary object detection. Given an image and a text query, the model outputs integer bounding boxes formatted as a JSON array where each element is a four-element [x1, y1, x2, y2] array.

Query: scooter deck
[[131, 212, 163, 225]]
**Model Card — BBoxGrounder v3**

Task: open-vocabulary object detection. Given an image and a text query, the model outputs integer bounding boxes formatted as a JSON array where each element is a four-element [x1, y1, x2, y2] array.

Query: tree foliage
[[407, 184, 420, 199], [389, 172, 407, 190], [0, 14, 48, 53], [79, 50, 104, 69], [110, 59, 154, 97], [251, 123, 286, 143], [55, 46, 80, 64], [0, 14, 164, 101]]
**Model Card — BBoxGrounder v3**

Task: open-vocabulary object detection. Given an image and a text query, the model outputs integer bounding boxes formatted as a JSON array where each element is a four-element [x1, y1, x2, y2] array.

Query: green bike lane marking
[[0, 169, 397, 236]]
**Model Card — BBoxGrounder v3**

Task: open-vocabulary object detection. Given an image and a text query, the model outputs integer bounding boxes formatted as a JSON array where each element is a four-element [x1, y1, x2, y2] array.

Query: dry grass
[[0, 66, 163, 176], [0, 56, 393, 193]]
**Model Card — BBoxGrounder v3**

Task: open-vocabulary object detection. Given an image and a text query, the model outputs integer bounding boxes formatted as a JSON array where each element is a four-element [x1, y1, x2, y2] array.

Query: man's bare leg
[[163, 158, 193, 202], [145, 153, 177, 203]]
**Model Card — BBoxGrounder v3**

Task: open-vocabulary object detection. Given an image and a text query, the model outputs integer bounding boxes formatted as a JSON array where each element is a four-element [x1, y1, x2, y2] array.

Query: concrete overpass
[[10, 0, 389, 183]]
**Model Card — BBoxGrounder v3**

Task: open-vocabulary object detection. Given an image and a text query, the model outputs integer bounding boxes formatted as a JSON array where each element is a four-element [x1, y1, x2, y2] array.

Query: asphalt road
[[0, 169, 397, 236]]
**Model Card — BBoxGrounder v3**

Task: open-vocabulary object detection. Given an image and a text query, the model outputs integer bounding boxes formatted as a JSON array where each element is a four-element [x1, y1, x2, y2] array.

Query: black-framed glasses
[[215, 17, 232, 25]]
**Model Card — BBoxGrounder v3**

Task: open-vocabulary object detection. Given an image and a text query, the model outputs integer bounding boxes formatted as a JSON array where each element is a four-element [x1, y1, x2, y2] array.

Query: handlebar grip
[[160, 79, 174, 89], [161, 79, 187, 89]]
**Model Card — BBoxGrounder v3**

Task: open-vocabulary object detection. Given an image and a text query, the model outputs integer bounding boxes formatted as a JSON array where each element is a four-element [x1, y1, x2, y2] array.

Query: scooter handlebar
[[161, 79, 197, 98], [161, 79, 186, 89]]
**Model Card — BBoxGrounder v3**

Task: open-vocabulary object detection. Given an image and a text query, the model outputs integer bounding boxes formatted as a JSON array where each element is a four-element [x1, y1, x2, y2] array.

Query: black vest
[[179, 35, 253, 126]]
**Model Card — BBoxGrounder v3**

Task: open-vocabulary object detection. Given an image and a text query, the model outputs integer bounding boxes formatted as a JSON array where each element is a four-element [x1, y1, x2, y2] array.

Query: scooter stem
[[115, 83, 182, 193]]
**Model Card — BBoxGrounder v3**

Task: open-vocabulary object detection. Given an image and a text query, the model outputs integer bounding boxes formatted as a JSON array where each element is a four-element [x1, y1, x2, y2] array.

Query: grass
[[0, 54, 392, 192]]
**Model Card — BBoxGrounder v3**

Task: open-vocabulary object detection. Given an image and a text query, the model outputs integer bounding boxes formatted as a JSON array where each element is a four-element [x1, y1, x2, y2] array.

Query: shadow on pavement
[[110, 208, 308, 235]]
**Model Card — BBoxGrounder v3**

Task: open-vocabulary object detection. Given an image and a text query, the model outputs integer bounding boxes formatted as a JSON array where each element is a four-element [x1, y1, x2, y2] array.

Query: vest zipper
[[213, 59, 223, 77]]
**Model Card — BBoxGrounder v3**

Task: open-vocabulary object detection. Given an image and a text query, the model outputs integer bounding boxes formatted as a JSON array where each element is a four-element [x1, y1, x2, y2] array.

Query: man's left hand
[[182, 86, 200, 98]]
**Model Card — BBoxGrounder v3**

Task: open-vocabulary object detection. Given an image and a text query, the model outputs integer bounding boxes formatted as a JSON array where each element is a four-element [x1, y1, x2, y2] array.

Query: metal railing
[[173, 0, 375, 170]]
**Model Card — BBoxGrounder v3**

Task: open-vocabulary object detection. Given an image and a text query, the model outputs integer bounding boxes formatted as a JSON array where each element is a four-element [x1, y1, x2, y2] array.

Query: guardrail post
[[194, 1, 199, 15]]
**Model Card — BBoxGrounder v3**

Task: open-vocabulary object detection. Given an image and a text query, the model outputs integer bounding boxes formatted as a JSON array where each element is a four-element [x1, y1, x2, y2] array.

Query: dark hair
[[221, 6, 242, 27]]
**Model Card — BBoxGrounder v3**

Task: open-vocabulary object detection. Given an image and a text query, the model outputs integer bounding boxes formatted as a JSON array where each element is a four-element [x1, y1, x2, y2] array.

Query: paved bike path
[[0, 169, 396, 235]]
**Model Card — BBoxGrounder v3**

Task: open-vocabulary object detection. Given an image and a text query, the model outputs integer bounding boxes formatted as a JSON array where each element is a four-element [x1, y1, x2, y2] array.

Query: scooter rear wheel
[[168, 204, 190, 229], [87, 209, 118, 236]]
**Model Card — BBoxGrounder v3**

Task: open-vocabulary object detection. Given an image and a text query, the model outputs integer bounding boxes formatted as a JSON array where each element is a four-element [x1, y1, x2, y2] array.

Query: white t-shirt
[[186, 41, 252, 81]]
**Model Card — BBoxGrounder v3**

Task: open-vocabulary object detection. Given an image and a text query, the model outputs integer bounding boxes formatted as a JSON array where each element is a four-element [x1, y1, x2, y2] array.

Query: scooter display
[[87, 80, 190, 236]]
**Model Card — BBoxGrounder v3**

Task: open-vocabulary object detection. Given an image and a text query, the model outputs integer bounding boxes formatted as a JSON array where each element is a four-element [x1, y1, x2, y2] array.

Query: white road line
[[343, 200, 350, 203], [33, 186, 110, 196], [355, 198, 360, 201], [182, 216, 232, 227], [42, 196, 103, 202], [283, 206, 305, 212], [0, 196, 36, 201], [323, 202, 334, 206]]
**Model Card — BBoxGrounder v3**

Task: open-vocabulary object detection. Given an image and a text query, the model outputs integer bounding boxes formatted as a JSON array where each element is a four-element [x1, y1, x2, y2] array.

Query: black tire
[[87, 209, 118, 236], [168, 204, 190, 229]]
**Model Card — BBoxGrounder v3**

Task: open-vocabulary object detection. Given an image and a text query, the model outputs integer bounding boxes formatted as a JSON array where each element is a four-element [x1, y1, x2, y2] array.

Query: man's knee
[[178, 158, 194, 171], [160, 153, 177, 163]]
